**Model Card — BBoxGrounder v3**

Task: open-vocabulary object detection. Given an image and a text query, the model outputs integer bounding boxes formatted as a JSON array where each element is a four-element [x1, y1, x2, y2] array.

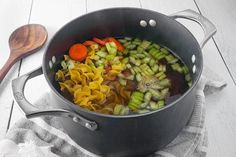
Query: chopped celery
[[123, 42, 131, 47], [150, 101, 159, 110], [96, 51, 107, 58], [119, 78, 127, 86], [140, 102, 148, 108], [120, 107, 130, 115], [157, 100, 165, 108], [182, 65, 189, 74], [160, 48, 169, 55], [159, 79, 171, 87], [106, 42, 117, 55], [158, 73, 166, 80], [149, 58, 156, 67], [106, 54, 115, 61], [136, 53, 146, 58], [136, 73, 142, 82], [118, 39, 127, 43], [137, 46, 144, 53], [149, 89, 162, 99], [185, 74, 191, 82], [114, 104, 124, 115], [152, 43, 160, 49], [161, 88, 169, 98], [140, 40, 151, 49], [126, 63, 132, 69], [151, 64, 159, 73], [61, 61, 67, 69], [122, 58, 129, 64], [155, 71, 164, 78], [142, 57, 151, 63], [144, 92, 152, 102], [126, 44, 136, 50], [125, 37, 132, 40]]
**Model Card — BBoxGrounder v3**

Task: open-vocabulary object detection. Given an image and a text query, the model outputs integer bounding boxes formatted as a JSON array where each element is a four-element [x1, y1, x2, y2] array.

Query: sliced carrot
[[69, 44, 87, 61], [93, 37, 106, 45], [107, 37, 124, 52], [83, 40, 96, 46]]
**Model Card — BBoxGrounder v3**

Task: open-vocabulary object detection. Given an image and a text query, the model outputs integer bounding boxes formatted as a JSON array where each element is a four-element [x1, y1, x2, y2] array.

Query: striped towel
[[0, 66, 226, 157]]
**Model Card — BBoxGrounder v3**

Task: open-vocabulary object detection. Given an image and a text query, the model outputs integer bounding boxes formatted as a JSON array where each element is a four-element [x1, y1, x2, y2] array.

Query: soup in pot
[[55, 37, 192, 115]]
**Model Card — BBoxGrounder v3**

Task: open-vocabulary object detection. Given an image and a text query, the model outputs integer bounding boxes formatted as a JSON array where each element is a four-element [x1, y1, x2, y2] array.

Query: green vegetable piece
[[157, 100, 165, 109], [140, 102, 148, 108], [119, 78, 127, 86], [96, 51, 107, 58], [185, 74, 191, 82], [122, 58, 129, 64], [133, 66, 141, 73], [129, 56, 136, 65], [128, 102, 139, 110], [126, 44, 136, 50], [123, 41, 131, 47], [160, 48, 169, 55], [142, 57, 151, 63], [152, 43, 160, 49], [151, 64, 159, 73], [120, 106, 130, 115], [144, 92, 152, 103], [114, 104, 124, 115], [118, 39, 127, 43], [132, 91, 144, 99], [149, 58, 156, 67], [150, 101, 159, 110], [155, 71, 164, 78], [136, 73, 142, 82], [137, 46, 144, 53], [159, 78, 171, 87], [161, 88, 169, 98], [136, 53, 146, 58], [158, 73, 166, 80], [182, 65, 189, 74], [67, 60, 75, 69], [149, 89, 162, 99], [125, 37, 132, 40], [156, 54, 166, 60], [140, 40, 151, 50], [106, 42, 117, 55], [100, 46, 107, 52], [106, 54, 115, 61], [61, 61, 67, 69]]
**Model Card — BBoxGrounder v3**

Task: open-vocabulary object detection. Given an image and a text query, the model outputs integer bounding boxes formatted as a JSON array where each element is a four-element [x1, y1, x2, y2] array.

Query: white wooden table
[[1, 0, 236, 156]]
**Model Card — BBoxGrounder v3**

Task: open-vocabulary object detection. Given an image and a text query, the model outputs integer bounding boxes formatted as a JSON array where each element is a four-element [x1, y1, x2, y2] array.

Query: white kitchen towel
[[0, 66, 226, 157]]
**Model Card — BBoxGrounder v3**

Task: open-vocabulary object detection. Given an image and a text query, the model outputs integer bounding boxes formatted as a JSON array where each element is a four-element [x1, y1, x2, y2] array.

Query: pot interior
[[43, 8, 203, 109]]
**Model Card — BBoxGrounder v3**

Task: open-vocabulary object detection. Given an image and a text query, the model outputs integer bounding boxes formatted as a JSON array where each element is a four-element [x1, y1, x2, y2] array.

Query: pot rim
[[43, 7, 203, 119]]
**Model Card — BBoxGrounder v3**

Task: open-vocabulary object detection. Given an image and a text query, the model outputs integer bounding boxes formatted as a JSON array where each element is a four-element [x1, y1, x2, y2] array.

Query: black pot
[[12, 8, 216, 157]]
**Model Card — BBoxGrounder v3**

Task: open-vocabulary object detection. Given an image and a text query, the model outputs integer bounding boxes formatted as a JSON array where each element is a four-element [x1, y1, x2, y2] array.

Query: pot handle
[[12, 67, 98, 131], [170, 9, 216, 48]]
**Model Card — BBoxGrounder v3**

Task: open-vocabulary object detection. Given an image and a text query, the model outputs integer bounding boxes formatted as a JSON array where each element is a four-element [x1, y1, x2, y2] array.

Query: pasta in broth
[[55, 37, 192, 115]]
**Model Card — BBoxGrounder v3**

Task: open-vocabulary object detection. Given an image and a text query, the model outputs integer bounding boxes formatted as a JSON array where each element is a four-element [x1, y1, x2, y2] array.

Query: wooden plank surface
[[195, 0, 236, 84], [0, 0, 32, 138]]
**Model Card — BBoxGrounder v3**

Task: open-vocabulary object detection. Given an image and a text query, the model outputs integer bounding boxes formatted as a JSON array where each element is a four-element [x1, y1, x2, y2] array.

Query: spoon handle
[[0, 54, 18, 83]]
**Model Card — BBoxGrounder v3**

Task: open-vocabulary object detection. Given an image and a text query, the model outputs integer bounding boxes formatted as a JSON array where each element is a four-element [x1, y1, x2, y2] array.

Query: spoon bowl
[[0, 24, 48, 82]]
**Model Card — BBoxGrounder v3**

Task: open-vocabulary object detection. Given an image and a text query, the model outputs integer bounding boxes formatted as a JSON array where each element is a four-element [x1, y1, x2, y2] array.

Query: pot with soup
[[12, 8, 216, 157]]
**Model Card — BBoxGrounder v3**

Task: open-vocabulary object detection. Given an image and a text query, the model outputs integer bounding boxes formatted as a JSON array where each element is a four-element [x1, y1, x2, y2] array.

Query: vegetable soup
[[55, 37, 192, 115]]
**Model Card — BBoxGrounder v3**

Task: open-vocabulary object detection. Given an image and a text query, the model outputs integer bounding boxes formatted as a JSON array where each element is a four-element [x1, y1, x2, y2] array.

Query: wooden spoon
[[0, 24, 48, 83]]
